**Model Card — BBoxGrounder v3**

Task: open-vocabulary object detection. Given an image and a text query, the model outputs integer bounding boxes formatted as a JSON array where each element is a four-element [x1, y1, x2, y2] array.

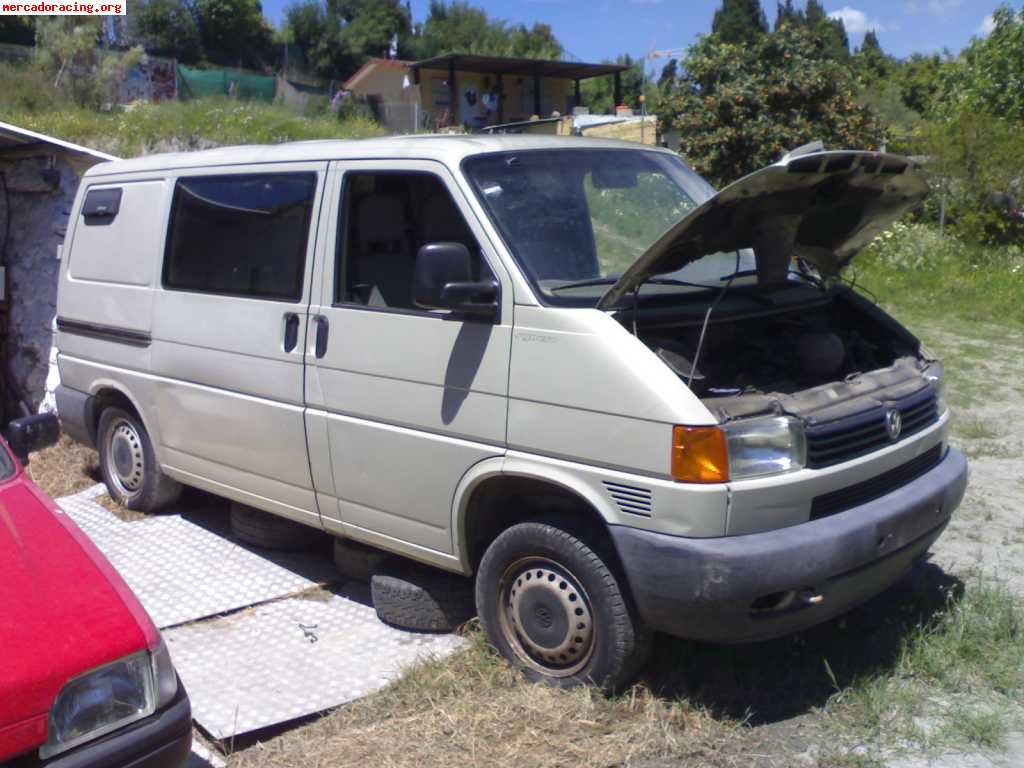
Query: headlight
[[40, 640, 177, 759], [724, 416, 806, 480], [670, 416, 805, 483]]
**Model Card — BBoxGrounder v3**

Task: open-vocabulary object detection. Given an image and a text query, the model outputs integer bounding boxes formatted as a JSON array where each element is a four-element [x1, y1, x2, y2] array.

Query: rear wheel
[[475, 521, 650, 692], [97, 407, 181, 512]]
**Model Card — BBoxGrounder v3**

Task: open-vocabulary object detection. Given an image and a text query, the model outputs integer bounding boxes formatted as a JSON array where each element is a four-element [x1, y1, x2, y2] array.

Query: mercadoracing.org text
[[1, 2, 124, 14]]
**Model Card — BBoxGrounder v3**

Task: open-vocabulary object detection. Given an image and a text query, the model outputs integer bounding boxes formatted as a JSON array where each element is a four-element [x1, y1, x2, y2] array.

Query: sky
[[262, 0, 1015, 67]]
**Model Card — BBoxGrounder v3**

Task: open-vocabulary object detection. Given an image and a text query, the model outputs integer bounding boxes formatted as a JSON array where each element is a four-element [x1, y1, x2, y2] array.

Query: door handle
[[283, 313, 299, 353], [314, 315, 329, 359]]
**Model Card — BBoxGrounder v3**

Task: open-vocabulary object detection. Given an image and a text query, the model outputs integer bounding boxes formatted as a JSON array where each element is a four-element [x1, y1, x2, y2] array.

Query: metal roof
[[410, 54, 629, 81], [0, 120, 118, 163]]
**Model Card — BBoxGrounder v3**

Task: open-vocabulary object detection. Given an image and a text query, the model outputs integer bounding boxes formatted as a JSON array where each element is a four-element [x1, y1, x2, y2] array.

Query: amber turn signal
[[671, 425, 730, 483]]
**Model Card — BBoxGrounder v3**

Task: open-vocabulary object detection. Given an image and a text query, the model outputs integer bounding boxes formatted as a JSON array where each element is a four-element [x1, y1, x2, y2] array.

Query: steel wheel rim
[[497, 556, 596, 678], [107, 418, 144, 498]]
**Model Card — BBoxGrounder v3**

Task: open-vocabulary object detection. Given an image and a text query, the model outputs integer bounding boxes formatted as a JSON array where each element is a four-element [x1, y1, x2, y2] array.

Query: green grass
[[0, 62, 384, 157], [848, 221, 1024, 329]]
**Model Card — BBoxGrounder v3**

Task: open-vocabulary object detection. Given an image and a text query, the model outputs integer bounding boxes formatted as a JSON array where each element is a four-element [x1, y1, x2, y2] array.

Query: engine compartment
[[638, 287, 923, 400]]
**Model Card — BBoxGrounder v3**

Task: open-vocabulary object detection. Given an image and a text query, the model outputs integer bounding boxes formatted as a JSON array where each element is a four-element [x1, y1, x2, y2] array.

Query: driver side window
[[335, 172, 491, 312]]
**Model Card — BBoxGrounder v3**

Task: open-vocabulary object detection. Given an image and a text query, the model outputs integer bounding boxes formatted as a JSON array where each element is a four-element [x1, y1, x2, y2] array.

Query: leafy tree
[[0, 16, 35, 45], [34, 17, 102, 88], [774, 0, 847, 60], [895, 53, 944, 115], [407, 1, 562, 60], [284, 0, 411, 77], [580, 53, 651, 114], [711, 0, 769, 45], [35, 17, 145, 106], [853, 29, 891, 80], [933, 5, 1024, 122], [658, 23, 885, 185], [194, 0, 274, 67], [657, 58, 678, 88], [131, 0, 202, 63], [774, 0, 801, 30]]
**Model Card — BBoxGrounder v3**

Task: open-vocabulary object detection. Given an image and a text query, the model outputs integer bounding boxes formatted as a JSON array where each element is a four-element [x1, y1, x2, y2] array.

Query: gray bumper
[[610, 447, 968, 643], [55, 384, 96, 448]]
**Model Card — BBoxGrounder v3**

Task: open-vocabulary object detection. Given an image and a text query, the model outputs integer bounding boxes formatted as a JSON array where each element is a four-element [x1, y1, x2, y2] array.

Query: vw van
[[55, 136, 967, 690]]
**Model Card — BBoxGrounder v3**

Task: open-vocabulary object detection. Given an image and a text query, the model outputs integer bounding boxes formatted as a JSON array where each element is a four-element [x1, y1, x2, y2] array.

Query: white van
[[56, 136, 967, 690]]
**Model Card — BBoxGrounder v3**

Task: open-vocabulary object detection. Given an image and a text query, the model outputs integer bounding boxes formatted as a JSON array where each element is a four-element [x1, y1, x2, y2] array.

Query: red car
[[0, 414, 191, 767]]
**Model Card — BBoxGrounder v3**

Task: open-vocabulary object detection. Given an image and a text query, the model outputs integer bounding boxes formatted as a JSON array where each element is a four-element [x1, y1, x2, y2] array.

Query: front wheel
[[475, 521, 650, 692]]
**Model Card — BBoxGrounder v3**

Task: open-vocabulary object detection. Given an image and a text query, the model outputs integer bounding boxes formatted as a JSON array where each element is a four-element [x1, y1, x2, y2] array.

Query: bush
[[850, 219, 1024, 327]]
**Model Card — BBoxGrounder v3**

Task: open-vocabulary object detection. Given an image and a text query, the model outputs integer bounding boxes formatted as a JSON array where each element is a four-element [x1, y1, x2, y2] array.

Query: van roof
[[82, 134, 674, 178]]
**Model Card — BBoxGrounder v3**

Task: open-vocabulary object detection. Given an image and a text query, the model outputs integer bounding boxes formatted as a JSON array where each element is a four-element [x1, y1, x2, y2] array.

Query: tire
[[230, 502, 321, 551], [371, 561, 476, 632], [97, 407, 182, 512], [475, 521, 650, 693], [333, 537, 389, 582]]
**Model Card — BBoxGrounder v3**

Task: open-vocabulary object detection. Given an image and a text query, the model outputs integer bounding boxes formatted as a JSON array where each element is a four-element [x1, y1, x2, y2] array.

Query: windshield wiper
[[550, 276, 717, 293]]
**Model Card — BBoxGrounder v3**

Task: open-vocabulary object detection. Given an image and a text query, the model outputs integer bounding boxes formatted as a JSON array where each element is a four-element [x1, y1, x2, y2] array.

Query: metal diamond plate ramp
[[58, 486, 336, 628], [164, 589, 464, 739]]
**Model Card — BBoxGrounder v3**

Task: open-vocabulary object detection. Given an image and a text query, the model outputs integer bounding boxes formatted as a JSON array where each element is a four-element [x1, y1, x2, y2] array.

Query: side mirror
[[414, 242, 499, 321], [6, 412, 60, 465]]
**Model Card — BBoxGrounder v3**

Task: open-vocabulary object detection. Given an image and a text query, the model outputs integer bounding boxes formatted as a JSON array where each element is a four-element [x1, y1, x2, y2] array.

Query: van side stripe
[[56, 318, 152, 348]]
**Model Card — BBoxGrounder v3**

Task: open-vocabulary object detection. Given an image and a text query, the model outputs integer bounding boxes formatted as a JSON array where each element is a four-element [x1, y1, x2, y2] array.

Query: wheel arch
[[452, 457, 621, 575], [86, 380, 154, 447]]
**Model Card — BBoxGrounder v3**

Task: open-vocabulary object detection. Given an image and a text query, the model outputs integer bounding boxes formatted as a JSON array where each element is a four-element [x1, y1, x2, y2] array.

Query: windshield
[[463, 149, 755, 306]]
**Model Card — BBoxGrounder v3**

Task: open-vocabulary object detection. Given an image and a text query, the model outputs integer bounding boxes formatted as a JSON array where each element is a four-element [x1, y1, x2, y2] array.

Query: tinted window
[[336, 172, 490, 311], [164, 173, 316, 301]]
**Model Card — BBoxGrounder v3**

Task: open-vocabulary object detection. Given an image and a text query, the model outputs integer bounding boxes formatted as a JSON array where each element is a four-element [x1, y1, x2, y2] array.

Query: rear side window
[[163, 173, 316, 301]]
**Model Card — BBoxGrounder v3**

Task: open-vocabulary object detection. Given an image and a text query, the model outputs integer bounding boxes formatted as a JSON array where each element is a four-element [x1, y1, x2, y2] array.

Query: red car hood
[[0, 471, 155, 761]]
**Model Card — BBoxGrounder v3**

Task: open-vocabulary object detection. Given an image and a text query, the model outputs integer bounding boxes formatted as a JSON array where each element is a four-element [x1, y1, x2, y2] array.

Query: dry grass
[[26, 434, 101, 498], [95, 492, 147, 522], [228, 627, 741, 768]]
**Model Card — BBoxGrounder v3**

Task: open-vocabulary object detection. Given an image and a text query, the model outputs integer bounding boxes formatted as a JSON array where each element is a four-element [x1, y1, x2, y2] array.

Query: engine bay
[[637, 287, 923, 401]]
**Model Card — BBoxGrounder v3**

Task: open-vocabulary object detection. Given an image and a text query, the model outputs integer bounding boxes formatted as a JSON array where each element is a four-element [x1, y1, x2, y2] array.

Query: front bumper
[[40, 677, 191, 768], [610, 447, 968, 643]]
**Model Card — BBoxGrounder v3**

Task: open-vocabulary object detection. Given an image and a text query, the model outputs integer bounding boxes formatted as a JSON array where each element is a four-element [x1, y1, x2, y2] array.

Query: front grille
[[805, 388, 939, 469], [810, 444, 943, 520], [603, 481, 653, 517]]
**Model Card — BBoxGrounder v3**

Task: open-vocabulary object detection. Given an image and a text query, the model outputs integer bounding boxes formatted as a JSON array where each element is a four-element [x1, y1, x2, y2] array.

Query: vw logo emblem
[[885, 409, 903, 441]]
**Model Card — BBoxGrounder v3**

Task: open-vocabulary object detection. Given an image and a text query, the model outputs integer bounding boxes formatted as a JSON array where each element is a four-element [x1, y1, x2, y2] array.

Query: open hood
[[597, 150, 928, 309]]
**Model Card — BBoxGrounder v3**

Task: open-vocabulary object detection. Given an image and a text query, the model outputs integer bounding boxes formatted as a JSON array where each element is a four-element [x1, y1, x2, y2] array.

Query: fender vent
[[603, 482, 653, 517]]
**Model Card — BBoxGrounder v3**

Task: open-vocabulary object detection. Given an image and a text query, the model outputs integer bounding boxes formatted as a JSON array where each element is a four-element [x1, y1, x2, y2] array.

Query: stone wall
[[0, 150, 78, 414]]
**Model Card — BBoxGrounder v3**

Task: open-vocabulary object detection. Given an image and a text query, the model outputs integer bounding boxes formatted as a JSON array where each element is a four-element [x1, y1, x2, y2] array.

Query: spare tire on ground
[[229, 502, 321, 551], [333, 537, 389, 582], [371, 561, 476, 632]]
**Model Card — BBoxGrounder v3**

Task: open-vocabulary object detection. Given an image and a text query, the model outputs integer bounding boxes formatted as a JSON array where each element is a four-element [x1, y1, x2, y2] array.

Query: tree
[[895, 53, 944, 115], [658, 58, 678, 88], [658, 24, 885, 185], [407, 0, 562, 61], [194, 0, 274, 67], [933, 5, 1024, 122], [775, 0, 847, 60], [712, 0, 769, 45], [0, 16, 35, 45], [774, 0, 801, 31], [854, 29, 890, 80], [284, 0, 411, 77], [34, 17, 101, 88], [580, 53, 650, 114], [131, 0, 202, 63]]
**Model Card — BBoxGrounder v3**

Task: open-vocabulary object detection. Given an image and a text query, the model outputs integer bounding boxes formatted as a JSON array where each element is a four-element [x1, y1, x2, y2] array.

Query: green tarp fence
[[177, 65, 276, 102]]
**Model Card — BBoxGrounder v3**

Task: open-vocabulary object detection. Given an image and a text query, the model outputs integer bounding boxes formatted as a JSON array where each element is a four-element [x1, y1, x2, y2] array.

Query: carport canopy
[[408, 53, 631, 123]]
